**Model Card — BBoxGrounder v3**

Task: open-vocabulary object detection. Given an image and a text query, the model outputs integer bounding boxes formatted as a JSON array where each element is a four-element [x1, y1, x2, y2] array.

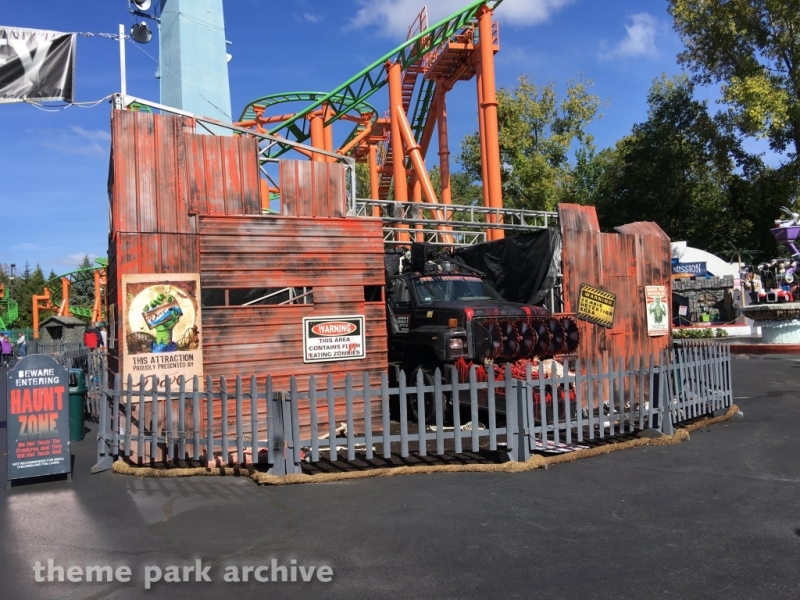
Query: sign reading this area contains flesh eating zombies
[[303, 315, 366, 363]]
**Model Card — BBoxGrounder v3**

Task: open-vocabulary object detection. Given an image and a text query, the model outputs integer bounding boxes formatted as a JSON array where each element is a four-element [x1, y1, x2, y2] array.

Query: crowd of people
[[0, 323, 106, 368]]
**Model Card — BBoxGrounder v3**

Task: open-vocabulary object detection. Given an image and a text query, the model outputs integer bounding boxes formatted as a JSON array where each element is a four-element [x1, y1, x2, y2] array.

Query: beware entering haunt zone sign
[[303, 315, 366, 363], [6, 355, 70, 482]]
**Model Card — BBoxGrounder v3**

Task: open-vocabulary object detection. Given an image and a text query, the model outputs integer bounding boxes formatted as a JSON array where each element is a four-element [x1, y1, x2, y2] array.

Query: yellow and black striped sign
[[577, 283, 616, 328]]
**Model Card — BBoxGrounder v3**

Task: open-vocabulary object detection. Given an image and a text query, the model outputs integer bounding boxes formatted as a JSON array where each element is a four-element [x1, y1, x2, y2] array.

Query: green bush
[[715, 328, 729, 337]]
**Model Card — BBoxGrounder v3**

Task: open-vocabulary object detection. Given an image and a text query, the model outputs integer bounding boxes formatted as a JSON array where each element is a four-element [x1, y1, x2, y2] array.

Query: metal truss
[[354, 199, 558, 245]]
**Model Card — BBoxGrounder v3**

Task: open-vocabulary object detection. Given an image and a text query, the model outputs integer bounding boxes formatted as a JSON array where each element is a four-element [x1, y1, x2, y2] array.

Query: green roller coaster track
[[240, 0, 503, 160], [42, 258, 108, 321], [239, 92, 379, 158]]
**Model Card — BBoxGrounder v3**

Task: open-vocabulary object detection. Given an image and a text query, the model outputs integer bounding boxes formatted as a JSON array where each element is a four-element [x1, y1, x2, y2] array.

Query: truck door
[[388, 277, 412, 359]]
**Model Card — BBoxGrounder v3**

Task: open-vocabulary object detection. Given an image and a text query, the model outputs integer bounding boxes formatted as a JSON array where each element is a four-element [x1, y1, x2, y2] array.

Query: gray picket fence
[[91, 342, 732, 475]]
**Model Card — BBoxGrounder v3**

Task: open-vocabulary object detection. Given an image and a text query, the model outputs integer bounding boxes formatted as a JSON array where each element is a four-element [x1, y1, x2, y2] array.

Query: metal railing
[[91, 342, 732, 475], [354, 199, 558, 246]]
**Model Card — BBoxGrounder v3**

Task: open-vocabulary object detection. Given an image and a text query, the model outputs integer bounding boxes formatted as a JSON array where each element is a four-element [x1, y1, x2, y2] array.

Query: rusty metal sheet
[[280, 160, 346, 218], [558, 203, 600, 233], [615, 221, 669, 240], [560, 204, 671, 366]]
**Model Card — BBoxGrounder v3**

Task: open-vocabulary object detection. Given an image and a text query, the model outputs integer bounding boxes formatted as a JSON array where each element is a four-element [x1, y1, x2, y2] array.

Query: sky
[[0, 0, 760, 277]]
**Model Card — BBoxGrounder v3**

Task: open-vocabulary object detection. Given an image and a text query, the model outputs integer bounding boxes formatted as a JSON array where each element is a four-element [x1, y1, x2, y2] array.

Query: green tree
[[668, 0, 800, 157], [594, 74, 749, 255], [14, 263, 47, 329], [70, 255, 96, 310], [459, 75, 605, 211], [428, 165, 483, 206]]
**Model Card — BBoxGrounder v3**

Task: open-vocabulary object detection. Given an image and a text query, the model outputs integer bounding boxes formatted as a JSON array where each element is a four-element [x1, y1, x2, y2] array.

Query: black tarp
[[454, 229, 562, 306]]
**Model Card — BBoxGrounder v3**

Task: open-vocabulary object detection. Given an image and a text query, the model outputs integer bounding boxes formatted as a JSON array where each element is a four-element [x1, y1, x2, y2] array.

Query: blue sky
[[0, 0, 746, 276]]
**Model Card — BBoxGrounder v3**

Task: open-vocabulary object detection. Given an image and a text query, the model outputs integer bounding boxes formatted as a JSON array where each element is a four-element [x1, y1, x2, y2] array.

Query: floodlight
[[130, 22, 153, 44], [132, 0, 152, 11]]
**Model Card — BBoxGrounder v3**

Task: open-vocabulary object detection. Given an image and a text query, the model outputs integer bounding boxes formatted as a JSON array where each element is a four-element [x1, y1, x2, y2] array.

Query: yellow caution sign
[[577, 283, 616, 328]]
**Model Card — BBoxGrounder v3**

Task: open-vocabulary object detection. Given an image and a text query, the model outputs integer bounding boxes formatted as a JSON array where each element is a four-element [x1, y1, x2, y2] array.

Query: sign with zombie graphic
[[645, 285, 669, 337], [121, 274, 204, 390], [7, 355, 70, 482]]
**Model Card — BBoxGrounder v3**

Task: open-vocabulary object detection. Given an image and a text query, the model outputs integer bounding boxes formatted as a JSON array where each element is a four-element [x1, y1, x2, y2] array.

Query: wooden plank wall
[[559, 204, 672, 367], [198, 214, 387, 389]]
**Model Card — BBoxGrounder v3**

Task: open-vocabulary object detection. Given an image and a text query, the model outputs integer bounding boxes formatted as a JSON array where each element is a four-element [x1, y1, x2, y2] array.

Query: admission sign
[[7, 355, 70, 482], [303, 315, 366, 363]]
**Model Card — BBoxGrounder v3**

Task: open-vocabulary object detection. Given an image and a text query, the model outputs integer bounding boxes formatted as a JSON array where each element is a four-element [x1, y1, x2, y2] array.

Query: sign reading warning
[[303, 315, 366, 363], [7, 355, 70, 482], [577, 283, 616, 328]]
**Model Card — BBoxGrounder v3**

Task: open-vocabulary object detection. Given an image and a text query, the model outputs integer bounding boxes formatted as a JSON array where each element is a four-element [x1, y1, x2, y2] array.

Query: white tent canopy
[[671, 242, 738, 277]]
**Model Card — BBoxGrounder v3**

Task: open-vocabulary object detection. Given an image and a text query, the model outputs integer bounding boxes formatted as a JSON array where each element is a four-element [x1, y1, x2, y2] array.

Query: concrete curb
[[111, 405, 740, 486]]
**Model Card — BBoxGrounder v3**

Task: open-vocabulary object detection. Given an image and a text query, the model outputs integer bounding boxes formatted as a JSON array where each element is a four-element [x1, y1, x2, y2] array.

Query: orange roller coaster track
[[236, 0, 506, 240]]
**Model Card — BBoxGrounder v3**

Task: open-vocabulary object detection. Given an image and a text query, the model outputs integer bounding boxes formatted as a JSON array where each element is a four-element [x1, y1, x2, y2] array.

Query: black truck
[[386, 244, 579, 421]]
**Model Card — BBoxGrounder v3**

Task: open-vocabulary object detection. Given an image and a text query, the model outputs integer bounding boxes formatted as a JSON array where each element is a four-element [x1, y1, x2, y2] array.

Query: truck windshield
[[413, 275, 504, 303]]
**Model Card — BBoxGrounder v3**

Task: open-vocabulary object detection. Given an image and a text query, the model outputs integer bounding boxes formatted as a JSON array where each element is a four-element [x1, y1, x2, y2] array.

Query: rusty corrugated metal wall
[[559, 204, 672, 367], [279, 160, 347, 218], [107, 110, 387, 399]]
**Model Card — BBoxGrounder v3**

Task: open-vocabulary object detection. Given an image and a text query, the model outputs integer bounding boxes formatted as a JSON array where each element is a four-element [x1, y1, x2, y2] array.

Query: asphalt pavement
[[2, 355, 800, 600]]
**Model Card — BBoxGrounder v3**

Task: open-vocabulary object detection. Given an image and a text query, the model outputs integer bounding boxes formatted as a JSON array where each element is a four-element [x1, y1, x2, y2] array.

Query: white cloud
[[293, 12, 323, 24], [55, 253, 98, 267], [42, 126, 111, 156], [599, 13, 659, 61], [348, 0, 573, 38]]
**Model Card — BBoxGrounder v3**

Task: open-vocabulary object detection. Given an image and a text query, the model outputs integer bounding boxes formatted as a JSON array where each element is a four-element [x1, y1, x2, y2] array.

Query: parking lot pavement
[[2, 355, 800, 600]]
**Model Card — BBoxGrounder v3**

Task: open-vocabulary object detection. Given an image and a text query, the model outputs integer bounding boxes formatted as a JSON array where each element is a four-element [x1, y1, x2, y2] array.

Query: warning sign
[[645, 285, 669, 337], [7, 355, 70, 482], [577, 283, 616, 328], [303, 315, 366, 363]]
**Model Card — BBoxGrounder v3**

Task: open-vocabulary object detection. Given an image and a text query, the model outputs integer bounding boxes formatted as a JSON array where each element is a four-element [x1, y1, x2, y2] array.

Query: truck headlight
[[449, 338, 463, 351]]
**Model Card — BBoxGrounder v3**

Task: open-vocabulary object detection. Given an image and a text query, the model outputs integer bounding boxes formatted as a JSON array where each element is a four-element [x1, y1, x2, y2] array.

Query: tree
[[70, 255, 96, 310], [594, 74, 750, 255], [668, 0, 800, 158], [459, 75, 605, 211]]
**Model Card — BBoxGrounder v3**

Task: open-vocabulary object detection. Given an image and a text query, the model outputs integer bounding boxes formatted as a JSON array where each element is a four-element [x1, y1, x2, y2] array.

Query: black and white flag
[[0, 27, 75, 103]]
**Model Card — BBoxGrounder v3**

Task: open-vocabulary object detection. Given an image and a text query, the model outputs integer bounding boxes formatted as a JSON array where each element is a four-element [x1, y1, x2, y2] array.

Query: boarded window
[[202, 287, 313, 307]]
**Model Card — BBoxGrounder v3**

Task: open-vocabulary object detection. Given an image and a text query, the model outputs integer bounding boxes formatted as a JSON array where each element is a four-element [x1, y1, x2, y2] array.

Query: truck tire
[[405, 365, 443, 426]]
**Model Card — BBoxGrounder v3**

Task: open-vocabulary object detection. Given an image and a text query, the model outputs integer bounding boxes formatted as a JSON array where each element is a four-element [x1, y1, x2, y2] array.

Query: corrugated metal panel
[[279, 160, 346, 218], [615, 221, 669, 240], [186, 134, 262, 216], [110, 110, 195, 235], [559, 204, 671, 367], [558, 203, 600, 232]]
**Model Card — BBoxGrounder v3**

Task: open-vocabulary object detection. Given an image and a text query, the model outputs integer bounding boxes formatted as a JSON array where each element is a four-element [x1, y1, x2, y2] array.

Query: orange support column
[[92, 269, 103, 323], [474, 53, 495, 240], [436, 87, 452, 206], [58, 277, 71, 317], [387, 60, 410, 241], [478, 6, 504, 240], [368, 143, 381, 216], [323, 104, 335, 162], [309, 112, 325, 162]]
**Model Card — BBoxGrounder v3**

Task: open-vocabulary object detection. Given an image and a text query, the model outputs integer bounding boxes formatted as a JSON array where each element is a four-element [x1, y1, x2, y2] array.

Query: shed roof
[[39, 316, 87, 327]]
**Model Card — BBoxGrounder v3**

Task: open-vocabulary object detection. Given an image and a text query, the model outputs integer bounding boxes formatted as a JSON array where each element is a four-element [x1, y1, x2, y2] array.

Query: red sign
[[311, 321, 358, 337]]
